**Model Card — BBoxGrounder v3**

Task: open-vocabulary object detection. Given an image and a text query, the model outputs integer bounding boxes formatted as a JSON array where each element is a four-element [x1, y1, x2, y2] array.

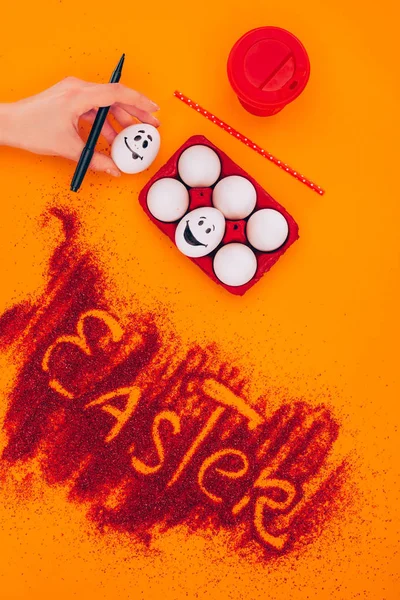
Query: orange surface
[[0, 0, 399, 598]]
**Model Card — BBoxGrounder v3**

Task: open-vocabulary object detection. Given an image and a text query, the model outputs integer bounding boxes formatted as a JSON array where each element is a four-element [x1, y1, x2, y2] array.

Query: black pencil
[[70, 53, 125, 192]]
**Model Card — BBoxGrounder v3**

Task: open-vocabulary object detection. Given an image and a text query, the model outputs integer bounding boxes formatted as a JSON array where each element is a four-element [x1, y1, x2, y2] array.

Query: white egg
[[175, 207, 225, 258], [147, 178, 189, 223], [111, 124, 160, 174], [178, 145, 221, 187], [213, 243, 257, 286], [246, 209, 289, 251], [212, 175, 257, 219]]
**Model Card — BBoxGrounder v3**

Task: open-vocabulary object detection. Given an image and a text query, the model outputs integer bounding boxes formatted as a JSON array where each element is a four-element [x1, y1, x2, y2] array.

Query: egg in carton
[[138, 135, 299, 296]]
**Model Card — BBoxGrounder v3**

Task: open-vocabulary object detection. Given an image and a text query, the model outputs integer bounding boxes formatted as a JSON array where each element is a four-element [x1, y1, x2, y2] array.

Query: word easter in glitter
[[41, 308, 339, 554]]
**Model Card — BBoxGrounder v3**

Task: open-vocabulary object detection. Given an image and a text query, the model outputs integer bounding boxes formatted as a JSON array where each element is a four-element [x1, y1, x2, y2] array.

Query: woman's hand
[[0, 77, 160, 176]]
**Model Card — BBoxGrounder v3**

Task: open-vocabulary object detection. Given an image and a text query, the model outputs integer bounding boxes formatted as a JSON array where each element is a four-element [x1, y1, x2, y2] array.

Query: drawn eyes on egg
[[134, 132, 154, 149], [111, 124, 160, 174], [198, 219, 214, 234]]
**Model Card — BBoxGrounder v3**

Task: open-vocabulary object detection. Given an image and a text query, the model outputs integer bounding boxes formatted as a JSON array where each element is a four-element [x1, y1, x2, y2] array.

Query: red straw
[[174, 91, 325, 196]]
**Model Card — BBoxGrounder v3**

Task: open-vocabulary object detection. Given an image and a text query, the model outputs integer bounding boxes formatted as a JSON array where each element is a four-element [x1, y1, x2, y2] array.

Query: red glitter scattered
[[0, 208, 346, 560], [0, 302, 35, 350]]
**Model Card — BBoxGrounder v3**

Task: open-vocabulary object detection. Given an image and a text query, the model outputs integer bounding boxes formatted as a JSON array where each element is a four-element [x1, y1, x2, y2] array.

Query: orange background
[[0, 0, 399, 598]]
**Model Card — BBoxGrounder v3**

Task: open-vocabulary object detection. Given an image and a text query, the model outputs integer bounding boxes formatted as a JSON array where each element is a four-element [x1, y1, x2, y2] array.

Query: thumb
[[64, 131, 121, 178], [89, 151, 121, 177]]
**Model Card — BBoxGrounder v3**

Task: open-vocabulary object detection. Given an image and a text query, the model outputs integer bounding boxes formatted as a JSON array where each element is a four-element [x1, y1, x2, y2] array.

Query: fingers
[[80, 110, 118, 144], [115, 102, 160, 127], [109, 105, 134, 129], [89, 151, 121, 177], [63, 132, 120, 177], [62, 132, 86, 163], [79, 83, 159, 114]]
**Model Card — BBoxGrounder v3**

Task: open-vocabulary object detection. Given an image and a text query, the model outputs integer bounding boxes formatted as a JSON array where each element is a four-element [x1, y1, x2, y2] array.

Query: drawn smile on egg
[[184, 221, 206, 247], [183, 217, 216, 247], [124, 137, 143, 160]]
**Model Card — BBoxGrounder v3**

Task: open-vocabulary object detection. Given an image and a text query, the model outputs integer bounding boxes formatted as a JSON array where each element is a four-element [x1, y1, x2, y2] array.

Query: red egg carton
[[138, 135, 299, 295]]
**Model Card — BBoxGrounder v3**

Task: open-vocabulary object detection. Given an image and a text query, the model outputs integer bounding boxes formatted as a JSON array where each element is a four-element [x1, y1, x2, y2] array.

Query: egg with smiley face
[[175, 207, 225, 258], [111, 123, 160, 174]]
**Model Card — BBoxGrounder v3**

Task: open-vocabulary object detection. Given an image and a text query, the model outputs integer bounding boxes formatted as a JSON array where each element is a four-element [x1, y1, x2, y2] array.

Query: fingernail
[[106, 168, 121, 177], [151, 101, 160, 110]]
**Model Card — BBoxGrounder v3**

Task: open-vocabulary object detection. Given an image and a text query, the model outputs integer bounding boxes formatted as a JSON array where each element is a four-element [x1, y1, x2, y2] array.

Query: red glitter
[[0, 208, 346, 560]]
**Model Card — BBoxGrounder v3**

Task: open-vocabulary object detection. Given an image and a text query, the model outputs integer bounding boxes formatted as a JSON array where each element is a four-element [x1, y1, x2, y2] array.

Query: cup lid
[[227, 27, 310, 109]]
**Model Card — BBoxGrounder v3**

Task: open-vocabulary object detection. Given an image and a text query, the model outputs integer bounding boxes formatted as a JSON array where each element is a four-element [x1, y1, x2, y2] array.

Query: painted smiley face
[[175, 207, 225, 258], [111, 124, 160, 174]]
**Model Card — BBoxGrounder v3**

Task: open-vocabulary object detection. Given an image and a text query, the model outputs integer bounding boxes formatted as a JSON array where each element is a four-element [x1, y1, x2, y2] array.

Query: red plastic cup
[[227, 27, 310, 116]]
